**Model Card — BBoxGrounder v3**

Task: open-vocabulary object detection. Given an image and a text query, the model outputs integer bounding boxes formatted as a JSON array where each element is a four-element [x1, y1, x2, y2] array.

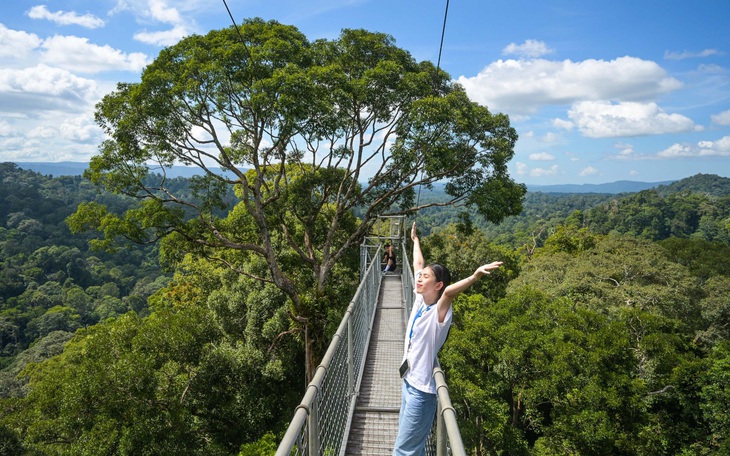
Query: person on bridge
[[383, 243, 397, 273], [393, 221, 502, 456]]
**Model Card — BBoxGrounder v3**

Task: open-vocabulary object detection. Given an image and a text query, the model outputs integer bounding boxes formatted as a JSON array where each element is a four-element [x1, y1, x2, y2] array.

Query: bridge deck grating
[[345, 273, 405, 455]]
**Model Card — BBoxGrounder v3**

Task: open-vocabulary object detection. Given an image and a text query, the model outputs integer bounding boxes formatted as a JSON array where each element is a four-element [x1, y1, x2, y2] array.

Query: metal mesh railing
[[275, 245, 382, 456]]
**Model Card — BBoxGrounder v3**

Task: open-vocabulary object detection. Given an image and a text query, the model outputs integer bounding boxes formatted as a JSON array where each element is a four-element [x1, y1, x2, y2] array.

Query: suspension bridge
[[276, 216, 466, 456]]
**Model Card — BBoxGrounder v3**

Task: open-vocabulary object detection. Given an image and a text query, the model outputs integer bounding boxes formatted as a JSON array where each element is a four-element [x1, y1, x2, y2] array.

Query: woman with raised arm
[[393, 222, 502, 456]]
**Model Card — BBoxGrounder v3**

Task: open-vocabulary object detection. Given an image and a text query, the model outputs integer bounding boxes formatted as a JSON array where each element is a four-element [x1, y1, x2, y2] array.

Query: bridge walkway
[[345, 273, 405, 455]]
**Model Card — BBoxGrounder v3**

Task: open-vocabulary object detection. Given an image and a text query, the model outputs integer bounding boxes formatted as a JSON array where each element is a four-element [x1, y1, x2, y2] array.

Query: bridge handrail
[[275, 244, 383, 456], [432, 361, 466, 455]]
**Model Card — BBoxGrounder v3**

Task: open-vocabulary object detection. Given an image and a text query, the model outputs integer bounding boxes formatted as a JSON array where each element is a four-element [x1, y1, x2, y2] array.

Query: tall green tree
[[70, 18, 524, 379]]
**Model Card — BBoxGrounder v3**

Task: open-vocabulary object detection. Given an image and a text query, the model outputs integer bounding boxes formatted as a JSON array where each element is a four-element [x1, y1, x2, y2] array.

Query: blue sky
[[1, 0, 729, 185]]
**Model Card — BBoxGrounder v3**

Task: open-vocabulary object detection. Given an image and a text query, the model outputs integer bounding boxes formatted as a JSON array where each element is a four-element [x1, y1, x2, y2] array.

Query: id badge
[[399, 359, 410, 378]]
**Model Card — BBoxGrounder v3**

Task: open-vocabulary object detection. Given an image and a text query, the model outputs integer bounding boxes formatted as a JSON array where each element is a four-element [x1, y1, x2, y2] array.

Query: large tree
[[70, 18, 524, 380]]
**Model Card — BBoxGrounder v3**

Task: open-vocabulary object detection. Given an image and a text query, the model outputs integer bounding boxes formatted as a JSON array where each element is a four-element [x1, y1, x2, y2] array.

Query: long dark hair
[[426, 263, 451, 297]]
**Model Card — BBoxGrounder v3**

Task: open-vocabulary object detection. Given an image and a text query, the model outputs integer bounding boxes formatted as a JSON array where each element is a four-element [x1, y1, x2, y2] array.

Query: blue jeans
[[393, 380, 437, 456]]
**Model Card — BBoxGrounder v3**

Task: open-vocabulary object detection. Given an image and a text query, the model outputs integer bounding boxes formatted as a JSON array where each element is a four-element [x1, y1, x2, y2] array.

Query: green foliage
[[0, 164, 170, 393], [658, 237, 730, 281], [1, 161, 727, 454], [238, 431, 277, 456], [541, 224, 597, 255], [585, 178, 730, 243], [0, 330, 74, 398], [1, 257, 304, 454], [655, 173, 730, 197], [441, 220, 728, 455], [443, 288, 643, 455], [694, 276, 730, 347], [413, 174, 730, 253], [699, 342, 730, 453], [41, 305, 215, 449], [421, 224, 519, 301], [515, 232, 702, 325], [0, 423, 23, 456]]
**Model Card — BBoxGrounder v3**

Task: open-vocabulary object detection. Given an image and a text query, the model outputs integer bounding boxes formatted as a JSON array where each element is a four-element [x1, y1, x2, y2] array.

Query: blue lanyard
[[408, 304, 430, 346]]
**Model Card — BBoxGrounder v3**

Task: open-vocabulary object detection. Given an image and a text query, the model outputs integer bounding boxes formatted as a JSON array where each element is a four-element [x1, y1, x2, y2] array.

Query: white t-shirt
[[402, 271, 453, 394]]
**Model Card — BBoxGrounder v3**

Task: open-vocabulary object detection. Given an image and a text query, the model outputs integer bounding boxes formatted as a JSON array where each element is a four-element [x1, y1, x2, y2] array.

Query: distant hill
[[583, 173, 730, 242], [526, 180, 676, 194], [15, 161, 90, 177], [15, 162, 681, 194], [14, 161, 236, 179], [655, 173, 730, 197]]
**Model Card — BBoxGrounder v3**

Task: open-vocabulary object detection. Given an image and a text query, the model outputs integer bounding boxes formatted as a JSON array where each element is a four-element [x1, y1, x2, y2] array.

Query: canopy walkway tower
[[276, 216, 466, 456]]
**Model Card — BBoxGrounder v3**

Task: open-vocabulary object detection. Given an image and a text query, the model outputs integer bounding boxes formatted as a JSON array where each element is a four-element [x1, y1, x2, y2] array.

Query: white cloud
[[502, 39, 554, 58], [110, 0, 209, 18], [565, 101, 696, 138], [614, 142, 636, 157], [27, 124, 58, 140], [113, 0, 195, 46], [0, 107, 102, 162], [658, 136, 730, 158], [0, 24, 42, 59], [59, 114, 99, 143], [579, 166, 598, 176], [565, 151, 580, 162], [698, 136, 730, 156], [657, 143, 696, 158], [0, 24, 148, 73], [148, 0, 183, 23], [552, 118, 573, 130], [529, 152, 555, 161], [664, 49, 721, 60], [0, 64, 101, 113], [530, 164, 559, 177], [515, 162, 528, 175], [133, 25, 190, 46], [458, 56, 682, 115], [541, 132, 561, 143], [109, 0, 131, 16], [711, 109, 730, 126], [28, 5, 105, 29], [0, 118, 16, 136], [40, 35, 149, 73]]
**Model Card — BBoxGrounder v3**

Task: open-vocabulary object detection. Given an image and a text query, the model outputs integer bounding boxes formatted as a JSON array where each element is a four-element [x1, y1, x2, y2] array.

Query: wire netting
[[283, 245, 382, 456]]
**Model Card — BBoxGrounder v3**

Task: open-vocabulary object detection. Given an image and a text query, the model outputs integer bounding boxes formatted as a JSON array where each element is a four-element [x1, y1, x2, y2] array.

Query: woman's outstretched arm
[[436, 261, 503, 322]]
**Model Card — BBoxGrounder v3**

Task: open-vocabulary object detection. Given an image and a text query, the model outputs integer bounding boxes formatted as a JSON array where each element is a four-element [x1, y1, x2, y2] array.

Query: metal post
[[360, 244, 367, 282], [436, 400, 447, 456], [347, 317, 354, 396], [433, 365, 467, 456], [308, 398, 319, 456]]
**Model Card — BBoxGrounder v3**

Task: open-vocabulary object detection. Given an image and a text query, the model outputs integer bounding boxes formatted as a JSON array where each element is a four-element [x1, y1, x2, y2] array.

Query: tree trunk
[[304, 324, 317, 384]]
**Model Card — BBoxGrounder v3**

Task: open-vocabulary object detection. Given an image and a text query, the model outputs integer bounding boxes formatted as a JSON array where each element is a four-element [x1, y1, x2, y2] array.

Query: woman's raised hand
[[411, 221, 418, 241], [475, 261, 503, 277]]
